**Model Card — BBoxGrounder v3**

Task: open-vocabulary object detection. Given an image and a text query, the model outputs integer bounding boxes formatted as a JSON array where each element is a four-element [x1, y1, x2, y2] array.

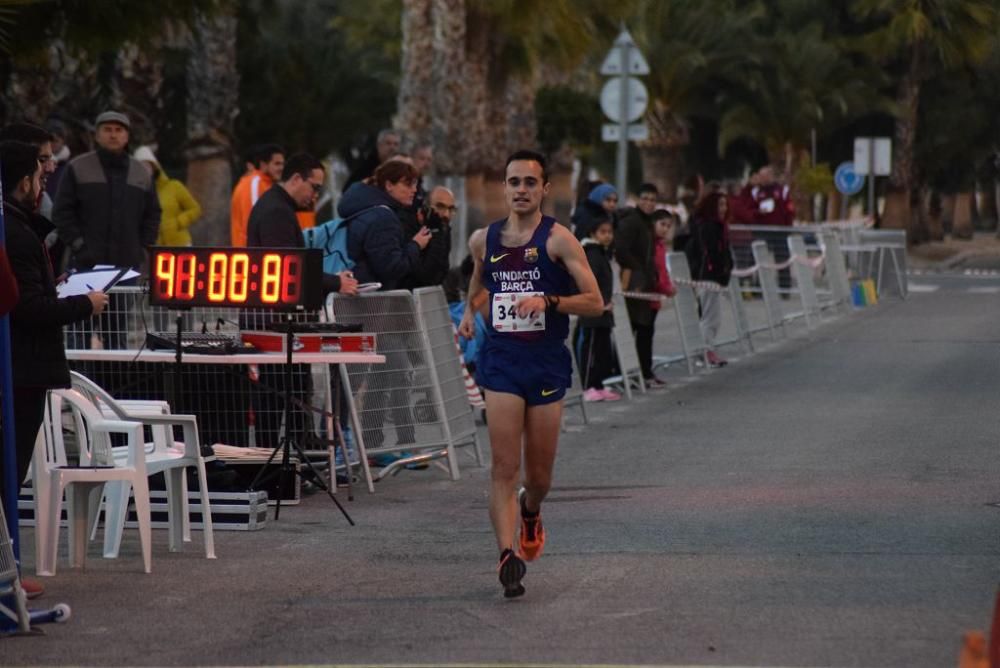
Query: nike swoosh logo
[[490, 253, 510, 263], [541, 388, 558, 397]]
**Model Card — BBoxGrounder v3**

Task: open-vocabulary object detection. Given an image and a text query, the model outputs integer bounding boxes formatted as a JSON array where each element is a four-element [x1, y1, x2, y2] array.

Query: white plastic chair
[[68, 372, 216, 561], [32, 389, 152, 576]]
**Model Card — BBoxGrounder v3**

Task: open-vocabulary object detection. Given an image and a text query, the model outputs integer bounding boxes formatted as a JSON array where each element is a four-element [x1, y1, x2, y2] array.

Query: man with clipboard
[[1, 141, 108, 526]]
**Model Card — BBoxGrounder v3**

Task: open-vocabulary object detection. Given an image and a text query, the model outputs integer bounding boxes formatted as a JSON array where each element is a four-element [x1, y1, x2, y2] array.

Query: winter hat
[[132, 145, 159, 166], [588, 183, 617, 205]]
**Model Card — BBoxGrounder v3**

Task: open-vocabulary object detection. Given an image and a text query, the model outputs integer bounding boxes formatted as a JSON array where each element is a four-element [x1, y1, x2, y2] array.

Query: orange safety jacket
[[230, 169, 274, 246]]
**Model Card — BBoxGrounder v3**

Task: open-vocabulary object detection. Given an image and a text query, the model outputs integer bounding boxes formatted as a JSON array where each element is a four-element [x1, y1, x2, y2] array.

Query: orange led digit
[[177, 253, 196, 300], [261, 253, 281, 304], [229, 253, 249, 302], [154, 252, 175, 299], [280, 255, 302, 303], [207, 252, 228, 302]]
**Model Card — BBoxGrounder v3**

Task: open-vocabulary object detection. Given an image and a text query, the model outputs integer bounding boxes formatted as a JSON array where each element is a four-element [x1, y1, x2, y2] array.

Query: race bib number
[[492, 292, 545, 332], [759, 197, 775, 213]]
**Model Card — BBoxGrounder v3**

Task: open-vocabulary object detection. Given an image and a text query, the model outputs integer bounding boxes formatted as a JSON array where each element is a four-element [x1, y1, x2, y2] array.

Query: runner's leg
[[522, 400, 563, 512], [485, 389, 526, 551]]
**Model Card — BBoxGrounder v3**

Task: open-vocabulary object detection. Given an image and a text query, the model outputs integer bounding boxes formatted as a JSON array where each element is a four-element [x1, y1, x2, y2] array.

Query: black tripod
[[248, 317, 354, 524]]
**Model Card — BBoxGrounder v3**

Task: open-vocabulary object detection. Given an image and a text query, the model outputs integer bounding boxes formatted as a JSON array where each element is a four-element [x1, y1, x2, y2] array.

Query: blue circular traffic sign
[[834, 162, 865, 196]]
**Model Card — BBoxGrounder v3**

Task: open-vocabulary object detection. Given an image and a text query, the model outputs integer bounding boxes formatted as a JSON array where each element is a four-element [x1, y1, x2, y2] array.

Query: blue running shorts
[[476, 339, 572, 406]]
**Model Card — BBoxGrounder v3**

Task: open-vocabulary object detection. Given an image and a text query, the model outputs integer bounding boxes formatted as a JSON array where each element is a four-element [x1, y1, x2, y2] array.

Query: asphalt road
[[4, 272, 999, 667]]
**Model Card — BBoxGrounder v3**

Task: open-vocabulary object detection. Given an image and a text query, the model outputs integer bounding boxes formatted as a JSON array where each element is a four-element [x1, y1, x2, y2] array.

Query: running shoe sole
[[498, 550, 526, 598]]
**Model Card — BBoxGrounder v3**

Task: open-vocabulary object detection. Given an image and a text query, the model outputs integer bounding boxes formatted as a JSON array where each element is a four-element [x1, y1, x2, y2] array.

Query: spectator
[[445, 264, 486, 374], [0, 122, 58, 221], [133, 146, 202, 247], [749, 166, 794, 227], [247, 152, 357, 297], [616, 182, 665, 387], [409, 140, 433, 212], [245, 153, 357, 451], [230, 143, 284, 246], [572, 182, 617, 240], [52, 110, 160, 271], [338, 159, 431, 456], [43, 119, 71, 201], [574, 219, 620, 402], [685, 192, 733, 368], [338, 159, 431, 291], [746, 165, 794, 289], [344, 128, 401, 190], [650, 208, 678, 316], [0, 122, 64, 268], [1, 139, 108, 531], [399, 185, 454, 290], [674, 173, 705, 252]]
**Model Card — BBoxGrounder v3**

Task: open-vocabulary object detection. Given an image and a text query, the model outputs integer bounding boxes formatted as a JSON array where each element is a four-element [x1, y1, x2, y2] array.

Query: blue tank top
[[482, 216, 574, 345]]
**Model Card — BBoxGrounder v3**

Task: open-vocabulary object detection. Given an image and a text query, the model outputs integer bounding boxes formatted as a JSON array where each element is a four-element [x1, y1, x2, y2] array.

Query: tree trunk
[[884, 45, 921, 238], [429, 0, 466, 175], [925, 190, 944, 241], [952, 192, 974, 240], [941, 193, 955, 235], [827, 190, 844, 220], [185, 8, 238, 247], [396, 0, 434, 144], [979, 180, 997, 232]]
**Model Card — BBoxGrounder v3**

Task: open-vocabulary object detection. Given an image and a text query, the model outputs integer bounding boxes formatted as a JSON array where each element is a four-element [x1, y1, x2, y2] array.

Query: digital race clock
[[149, 247, 324, 310]]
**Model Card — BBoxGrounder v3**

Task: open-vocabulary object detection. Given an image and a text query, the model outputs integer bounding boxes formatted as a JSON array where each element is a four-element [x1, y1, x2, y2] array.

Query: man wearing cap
[[52, 110, 161, 272]]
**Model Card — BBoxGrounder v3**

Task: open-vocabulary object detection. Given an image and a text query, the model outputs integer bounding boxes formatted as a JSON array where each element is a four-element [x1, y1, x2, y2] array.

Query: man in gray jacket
[[52, 110, 160, 272], [52, 111, 159, 349]]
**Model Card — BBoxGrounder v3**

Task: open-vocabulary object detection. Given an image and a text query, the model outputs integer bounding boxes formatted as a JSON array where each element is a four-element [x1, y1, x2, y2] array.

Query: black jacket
[[5, 197, 93, 388], [247, 186, 340, 294], [578, 239, 613, 328], [685, 215, 733, 286], [52, 148, 161, 271], [398, 204, 451, 290], [616, 207, 658, 326], [338, 182, 419, 290]]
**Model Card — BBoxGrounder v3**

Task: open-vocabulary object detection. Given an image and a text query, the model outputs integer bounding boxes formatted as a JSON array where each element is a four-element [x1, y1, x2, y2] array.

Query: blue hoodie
[[338, 181, 420, 290]]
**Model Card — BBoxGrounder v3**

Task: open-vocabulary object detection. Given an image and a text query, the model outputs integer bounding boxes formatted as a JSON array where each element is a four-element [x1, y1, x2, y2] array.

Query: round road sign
[[600, 77, 649, 124], [834, 162, 865, 196]]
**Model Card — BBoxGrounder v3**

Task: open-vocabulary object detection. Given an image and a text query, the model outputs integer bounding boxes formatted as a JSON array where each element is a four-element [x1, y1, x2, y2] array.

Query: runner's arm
[[516, 224, 603, 319]]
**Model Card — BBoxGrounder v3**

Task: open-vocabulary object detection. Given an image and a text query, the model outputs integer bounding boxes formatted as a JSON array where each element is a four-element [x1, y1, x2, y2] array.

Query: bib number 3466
[[492, 292, 545, 332]]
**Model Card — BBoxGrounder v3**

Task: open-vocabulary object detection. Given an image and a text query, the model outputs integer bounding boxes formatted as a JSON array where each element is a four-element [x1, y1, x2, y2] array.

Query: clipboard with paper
[[56, 267, 139, 298]]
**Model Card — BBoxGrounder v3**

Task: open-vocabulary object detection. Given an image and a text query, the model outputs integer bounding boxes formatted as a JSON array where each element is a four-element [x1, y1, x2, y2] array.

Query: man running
[[460, 150, 603, 598]]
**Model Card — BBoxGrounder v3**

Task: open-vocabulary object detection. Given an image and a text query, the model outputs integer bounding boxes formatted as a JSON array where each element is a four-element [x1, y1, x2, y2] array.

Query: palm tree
[[394, 0, 629, 226], [185, 5, 239, 246], [632, 0, 763, 199], [852, 0, 999, 239]]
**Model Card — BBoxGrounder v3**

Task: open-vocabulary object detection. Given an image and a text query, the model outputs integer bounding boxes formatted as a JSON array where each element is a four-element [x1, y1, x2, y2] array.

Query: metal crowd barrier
[[665, 252, 709, 374], [328, 288, 481, 484], [604, 293, 647, 399]]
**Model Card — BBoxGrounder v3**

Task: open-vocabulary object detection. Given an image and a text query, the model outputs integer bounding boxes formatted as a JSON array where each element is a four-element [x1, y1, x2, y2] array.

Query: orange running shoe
[[518, 487, 545, 561], [497, 548, 526, 598]]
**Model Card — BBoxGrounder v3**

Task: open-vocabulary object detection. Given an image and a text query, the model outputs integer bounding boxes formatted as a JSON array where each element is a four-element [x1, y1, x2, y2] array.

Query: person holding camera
[[398, 185, 455, 290]]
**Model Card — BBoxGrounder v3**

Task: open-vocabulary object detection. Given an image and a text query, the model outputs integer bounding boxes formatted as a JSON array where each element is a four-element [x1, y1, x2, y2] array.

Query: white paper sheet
[[56, 268, 140, 297]]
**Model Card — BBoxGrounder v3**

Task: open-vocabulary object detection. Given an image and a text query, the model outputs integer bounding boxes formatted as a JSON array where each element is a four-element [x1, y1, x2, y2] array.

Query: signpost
[[834, 162, 865, 220], [853, 137, 891, 217], [600, 28, 650, 196]]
